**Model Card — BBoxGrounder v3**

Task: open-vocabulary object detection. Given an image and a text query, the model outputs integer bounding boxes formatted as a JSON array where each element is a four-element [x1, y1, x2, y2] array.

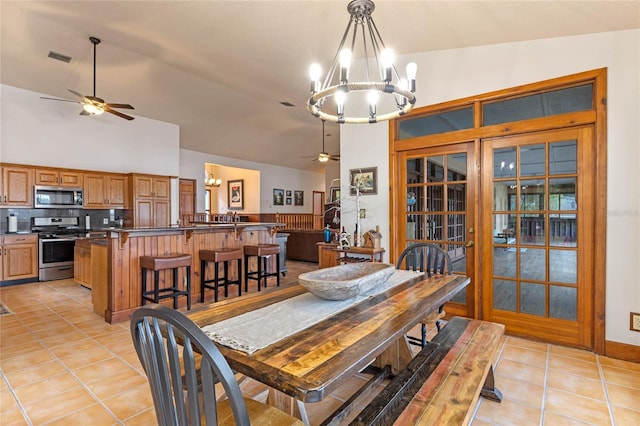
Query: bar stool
[[141, 254, 192, 310], [200, 248, 242, 302], [243, 244, 280, 292]]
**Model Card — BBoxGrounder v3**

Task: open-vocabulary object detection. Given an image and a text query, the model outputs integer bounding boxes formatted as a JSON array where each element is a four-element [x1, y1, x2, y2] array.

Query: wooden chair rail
[[274, 213, 316, 230], [350, 317, 504, 426]]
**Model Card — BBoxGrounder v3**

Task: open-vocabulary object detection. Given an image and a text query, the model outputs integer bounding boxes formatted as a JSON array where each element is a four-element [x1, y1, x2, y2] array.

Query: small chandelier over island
[[307, 0, 417, 124]]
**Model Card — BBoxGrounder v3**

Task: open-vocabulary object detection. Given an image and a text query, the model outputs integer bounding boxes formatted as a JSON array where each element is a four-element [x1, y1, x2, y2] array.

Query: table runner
[[201, 269, 423, 354]]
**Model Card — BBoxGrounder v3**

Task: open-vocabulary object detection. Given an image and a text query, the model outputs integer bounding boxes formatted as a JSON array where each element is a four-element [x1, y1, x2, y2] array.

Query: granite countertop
[[100, 222, 285, 233]]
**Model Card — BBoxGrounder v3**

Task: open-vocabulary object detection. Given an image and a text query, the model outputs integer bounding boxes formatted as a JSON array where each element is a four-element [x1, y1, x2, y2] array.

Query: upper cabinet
[[84, 173, 128, 209], [35, 169, 83, 187], [1, 166, 33, 207], [126, 174, 171, 228]]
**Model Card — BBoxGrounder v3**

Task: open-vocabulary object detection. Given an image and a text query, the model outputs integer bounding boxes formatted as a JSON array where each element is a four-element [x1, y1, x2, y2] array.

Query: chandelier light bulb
[[339, 48, 352, 83], [406, 62, 418, 80], [396, 78, 409, 107], [335, 90, 346, 119], [368, 90, 379, 119], [309, 63, 322, 93], [380, 48, 394, 82]]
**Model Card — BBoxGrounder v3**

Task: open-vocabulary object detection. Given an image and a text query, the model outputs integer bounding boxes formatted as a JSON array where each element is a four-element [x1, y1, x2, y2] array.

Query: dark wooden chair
[[396, 243, 453, 348], [130, 304, 302, 426]]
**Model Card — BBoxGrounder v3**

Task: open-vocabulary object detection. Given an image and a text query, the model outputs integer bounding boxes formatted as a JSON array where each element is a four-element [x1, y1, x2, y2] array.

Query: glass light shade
[[406, 62, 418, 80], [309, 63, 322, 81], [380, 48, 394, 68], [318, 153, 330, 162], [367, 90, 380, 106], [83, 103, 104, 115], [339, 49, 352, 68]]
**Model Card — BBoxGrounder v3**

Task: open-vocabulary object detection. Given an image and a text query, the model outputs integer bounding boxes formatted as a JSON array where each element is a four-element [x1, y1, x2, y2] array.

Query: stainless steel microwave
[[34, 185, 84, 208]]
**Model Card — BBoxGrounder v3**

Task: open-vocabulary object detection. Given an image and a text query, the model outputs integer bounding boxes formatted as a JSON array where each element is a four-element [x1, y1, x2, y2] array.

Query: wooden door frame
[[389, 68, 607, 354]]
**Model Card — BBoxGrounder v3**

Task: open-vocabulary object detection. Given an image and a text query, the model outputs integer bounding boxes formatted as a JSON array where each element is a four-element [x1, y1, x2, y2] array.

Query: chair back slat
[[131, 305, 252, 426], [397, 243, 453, 277]]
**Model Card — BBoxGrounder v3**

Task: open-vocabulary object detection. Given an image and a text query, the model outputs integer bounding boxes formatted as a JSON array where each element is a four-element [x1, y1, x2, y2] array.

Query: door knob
[[466, 241, 475, 247]]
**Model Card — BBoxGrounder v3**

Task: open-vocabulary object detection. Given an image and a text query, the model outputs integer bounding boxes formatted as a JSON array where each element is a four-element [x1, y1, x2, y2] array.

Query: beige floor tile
[[505, 336, 549, 353], [470, 417, 494, 426], [491, 375, 544, 407], [86, 370, 149, 400], [0, 408, 29, 426], [548, 355, 600, 380], [40, 402, 118, 426], [29, 323, 78, 339], [59, 345, 115, 369], [546, 369, 606, 401], [101, 382, 154, 421], [1, 389, 21, 412], [304, 396, 345, 425], [22, 386, 99, 425], [545, 388, 611, 425], [600, 365, 640, 389], [13, 372, 82, 406], [0, 349, 55, 373], [72, 357, 138, 384], [598, 356, 640, 373], [500, 344, 548, 368], [606, 382, 639, 411], [543, 411, 593, 425], [123, 407, 158, 425], [494, 358, 546, 387], [327, 374, 370, 402], [549, 345, 597, 363], [0, 323, 30, 339], [611, 405, 640, 425], [39, 329, 88, 348], [0, 339, 45, 360], [49, 337, 102, 357], [475, 398, 542, 425], [4, 360, 67, 389]]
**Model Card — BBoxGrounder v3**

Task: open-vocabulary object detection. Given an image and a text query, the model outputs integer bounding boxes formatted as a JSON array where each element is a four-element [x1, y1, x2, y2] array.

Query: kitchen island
[[98, 223, 284, 323]]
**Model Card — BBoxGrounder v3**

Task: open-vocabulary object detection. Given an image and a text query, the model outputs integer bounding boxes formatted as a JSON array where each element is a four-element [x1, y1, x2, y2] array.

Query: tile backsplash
[[1, 209, 125, 233]]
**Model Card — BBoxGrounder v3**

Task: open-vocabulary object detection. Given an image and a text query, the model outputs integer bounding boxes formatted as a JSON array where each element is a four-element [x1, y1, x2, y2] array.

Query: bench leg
[[480, 365, 503, 402]]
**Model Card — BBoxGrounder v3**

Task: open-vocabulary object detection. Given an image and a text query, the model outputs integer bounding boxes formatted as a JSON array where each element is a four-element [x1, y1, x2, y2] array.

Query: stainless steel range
[[32, 217, 86, 281]]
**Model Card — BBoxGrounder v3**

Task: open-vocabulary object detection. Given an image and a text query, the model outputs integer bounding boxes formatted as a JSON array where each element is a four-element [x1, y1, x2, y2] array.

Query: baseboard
[[605, 340, 640, 363]]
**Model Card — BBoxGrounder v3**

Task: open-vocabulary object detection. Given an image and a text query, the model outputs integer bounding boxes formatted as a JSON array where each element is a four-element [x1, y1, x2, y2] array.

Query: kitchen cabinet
[[1, 234, 38, 281], [35, 169, 83, 187], [126, 174, 171, 227], [84, 173, 127, 208], [1, 166, 33, 207], [74, 239, 92, 288]]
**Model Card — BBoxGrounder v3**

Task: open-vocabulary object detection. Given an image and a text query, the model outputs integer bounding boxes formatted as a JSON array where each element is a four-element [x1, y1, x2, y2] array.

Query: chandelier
[[307, 0, 417, 124], [206, 174, 222, 187]]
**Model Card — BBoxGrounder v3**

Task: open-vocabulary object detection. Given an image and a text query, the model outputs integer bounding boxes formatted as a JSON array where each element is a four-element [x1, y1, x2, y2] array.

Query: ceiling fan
[[304, 120, 340, 163], [41, 36, 135, 120]]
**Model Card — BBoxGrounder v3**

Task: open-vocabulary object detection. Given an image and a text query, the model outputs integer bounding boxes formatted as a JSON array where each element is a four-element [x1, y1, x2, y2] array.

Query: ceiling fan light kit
[[43, 36, 135, 120], [307, 0, 417, 124]]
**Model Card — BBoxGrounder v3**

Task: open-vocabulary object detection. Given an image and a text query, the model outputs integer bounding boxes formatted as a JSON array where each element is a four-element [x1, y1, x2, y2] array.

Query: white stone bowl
[[298, 263, 395, 300]]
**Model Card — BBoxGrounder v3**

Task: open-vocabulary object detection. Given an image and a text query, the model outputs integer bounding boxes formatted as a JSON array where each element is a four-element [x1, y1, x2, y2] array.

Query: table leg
[[371, 335, 413, 375], [267, 388, 310, 424]]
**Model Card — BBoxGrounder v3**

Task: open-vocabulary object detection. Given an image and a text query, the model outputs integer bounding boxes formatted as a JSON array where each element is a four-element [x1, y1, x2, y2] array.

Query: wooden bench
[[350, 317, 504, 426]]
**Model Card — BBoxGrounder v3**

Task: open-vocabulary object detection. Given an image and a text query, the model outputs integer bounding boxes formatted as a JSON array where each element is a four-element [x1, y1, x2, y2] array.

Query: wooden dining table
[[187, 271, 470, 423]]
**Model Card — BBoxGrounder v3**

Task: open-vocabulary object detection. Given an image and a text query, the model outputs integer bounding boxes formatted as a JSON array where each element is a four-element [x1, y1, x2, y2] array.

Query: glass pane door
[[482, 127, 594, 347], [400, 142, 476, 316]]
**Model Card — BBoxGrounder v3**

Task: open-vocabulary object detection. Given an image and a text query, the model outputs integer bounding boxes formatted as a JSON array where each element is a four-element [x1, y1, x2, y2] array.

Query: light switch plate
[[631, 312, 640, 332]]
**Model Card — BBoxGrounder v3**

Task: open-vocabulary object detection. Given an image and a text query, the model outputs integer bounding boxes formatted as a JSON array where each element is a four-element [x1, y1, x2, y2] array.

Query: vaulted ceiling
[[2, 1, 638, 171]]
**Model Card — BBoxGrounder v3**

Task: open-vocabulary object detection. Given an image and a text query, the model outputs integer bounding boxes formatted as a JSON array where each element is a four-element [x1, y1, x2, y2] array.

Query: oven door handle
[[41, 238, 78, 242]]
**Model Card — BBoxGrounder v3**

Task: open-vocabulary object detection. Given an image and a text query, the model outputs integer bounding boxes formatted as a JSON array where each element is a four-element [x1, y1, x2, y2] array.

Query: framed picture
[[228, 179, 244, 210], [294, 190, 304, 206], [273, 188, 284, 206], [330, 187, 341, 203], [286, 190, 292, 197], [286, 197, 292, 205], [350, 167, 378, 195]]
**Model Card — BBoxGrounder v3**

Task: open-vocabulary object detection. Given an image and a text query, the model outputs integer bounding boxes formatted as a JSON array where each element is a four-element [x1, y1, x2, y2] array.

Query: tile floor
[[1, 261, 639, 425]]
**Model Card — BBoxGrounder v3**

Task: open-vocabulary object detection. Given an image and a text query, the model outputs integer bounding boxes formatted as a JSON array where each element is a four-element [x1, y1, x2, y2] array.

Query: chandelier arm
[[366, 18, 385, 81], [323, 17, 354, 90]]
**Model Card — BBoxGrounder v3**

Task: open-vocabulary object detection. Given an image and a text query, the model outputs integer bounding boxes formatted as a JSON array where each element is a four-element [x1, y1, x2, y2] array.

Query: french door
[[396, 141, 478, 318], [481, 127, 595, 348]]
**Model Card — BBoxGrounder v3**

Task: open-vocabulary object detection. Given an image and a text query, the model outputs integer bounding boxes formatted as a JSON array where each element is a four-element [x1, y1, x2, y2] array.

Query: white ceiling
[[2, 1, 638, 172]]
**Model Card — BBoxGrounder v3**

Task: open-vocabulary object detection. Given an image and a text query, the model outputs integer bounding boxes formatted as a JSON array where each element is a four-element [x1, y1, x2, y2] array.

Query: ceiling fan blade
[[79, 109, 90, 116], [105, 107, 134, 121], [67, 89, 86, 100], [40, 96, 78, 103], [330, 157, 340, 161], [105, 103, 134, 110]]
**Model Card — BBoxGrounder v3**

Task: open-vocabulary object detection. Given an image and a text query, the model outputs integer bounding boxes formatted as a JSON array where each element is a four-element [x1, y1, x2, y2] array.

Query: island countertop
[[101, 222, 284, 323]]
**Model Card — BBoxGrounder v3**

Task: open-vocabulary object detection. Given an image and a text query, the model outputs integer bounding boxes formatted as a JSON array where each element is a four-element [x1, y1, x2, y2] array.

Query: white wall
[[0, 85, 179, 175], [340, 29, 640, 347], [179, 149, 325, 213]]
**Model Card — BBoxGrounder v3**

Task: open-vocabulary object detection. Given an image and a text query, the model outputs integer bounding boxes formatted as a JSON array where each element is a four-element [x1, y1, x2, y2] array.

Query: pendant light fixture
[[307, 0, 417, 124]]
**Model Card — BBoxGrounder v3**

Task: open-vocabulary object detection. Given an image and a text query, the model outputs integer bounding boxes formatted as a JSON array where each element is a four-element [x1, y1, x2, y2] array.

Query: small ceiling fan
[[304, 120, 340, 163], [41, 36, 135, 120]]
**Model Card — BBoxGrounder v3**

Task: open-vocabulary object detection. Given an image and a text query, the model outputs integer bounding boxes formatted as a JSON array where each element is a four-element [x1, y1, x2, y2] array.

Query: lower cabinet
[[1, 234, 38, 282], [74, 240, 92, 288]]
